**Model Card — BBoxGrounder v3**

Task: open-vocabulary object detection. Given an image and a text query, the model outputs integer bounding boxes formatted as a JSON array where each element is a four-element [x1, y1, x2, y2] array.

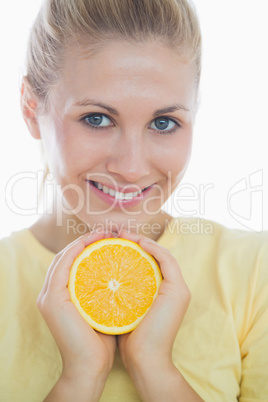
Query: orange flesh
[[74, 245, 157, 327]]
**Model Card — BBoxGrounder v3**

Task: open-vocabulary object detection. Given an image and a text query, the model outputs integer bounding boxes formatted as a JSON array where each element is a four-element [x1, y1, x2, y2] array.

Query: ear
[[20, 77, 41, 140]]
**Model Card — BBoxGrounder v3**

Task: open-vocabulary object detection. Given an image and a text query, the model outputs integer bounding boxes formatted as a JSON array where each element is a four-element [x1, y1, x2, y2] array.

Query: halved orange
[[68, 237, 162, 334]]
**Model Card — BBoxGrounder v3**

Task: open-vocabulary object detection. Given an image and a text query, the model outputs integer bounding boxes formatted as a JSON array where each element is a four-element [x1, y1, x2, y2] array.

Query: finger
[[46, 231, 108, 294], [118, 229, 184, 292], [139, 237, 184, 285], [118, 229, 179, 283], [103, 230, 115, 238], [118, 230, 177, 277], [38, 253, 62, 301], [117, 229, 161, 246], [39, 232, 94, 298], [118, 229, 167, 251], [117, 229, 140, 241], [137, 241, 190, 340]]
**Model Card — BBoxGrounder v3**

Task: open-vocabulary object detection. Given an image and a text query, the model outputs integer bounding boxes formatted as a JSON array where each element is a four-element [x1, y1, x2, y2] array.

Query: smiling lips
[[90, 180, 151, 201]]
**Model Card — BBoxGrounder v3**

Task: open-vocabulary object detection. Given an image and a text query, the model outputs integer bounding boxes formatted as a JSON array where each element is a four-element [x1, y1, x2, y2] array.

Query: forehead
[[54, 40, 197, 112]]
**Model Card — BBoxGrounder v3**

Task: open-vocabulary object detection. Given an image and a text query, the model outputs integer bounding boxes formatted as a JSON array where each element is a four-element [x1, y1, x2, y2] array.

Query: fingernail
[[142, 237, 155, 243]]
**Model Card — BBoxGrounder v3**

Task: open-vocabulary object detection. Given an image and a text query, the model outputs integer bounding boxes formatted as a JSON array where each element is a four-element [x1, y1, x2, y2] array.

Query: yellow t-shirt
[[0, 218, 268, 402]]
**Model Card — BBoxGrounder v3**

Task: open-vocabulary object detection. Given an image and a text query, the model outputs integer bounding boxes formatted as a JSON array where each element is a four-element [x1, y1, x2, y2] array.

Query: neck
[[30, 208, 172, 254]]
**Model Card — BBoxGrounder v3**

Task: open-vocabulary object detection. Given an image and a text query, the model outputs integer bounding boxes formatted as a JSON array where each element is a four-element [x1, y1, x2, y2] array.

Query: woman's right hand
[[37, 230, 116, 401]]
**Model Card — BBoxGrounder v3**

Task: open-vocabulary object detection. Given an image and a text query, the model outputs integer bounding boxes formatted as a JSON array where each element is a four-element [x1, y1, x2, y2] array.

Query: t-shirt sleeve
[[0, 238, 14, 315], [239, 236, 268, 401]]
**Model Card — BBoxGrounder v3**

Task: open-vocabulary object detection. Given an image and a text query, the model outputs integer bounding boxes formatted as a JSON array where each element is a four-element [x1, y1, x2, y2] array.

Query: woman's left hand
[[117, 229, 191, 375]]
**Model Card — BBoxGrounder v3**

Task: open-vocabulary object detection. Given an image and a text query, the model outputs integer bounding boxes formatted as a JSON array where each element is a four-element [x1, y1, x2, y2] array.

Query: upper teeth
[[95, 182, 142, 200]]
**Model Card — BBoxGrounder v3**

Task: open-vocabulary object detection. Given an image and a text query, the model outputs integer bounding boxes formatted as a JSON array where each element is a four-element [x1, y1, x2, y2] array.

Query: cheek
[[153, 130, 193, 178], [49, 121, 107, 177]]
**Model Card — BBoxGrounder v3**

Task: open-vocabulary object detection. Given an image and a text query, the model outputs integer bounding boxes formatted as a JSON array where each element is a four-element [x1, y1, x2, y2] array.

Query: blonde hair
[[26, 0, 201, 109]]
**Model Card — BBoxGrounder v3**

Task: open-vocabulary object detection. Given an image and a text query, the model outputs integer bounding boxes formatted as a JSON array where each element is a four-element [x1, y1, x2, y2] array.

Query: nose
[[106, 132, 150, 182]]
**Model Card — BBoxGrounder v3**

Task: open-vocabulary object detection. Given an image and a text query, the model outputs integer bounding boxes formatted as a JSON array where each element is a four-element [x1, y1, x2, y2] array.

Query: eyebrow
[[73, 99, 189, 116], [153, 104, 190, 117], [74, 99, 119, 115]]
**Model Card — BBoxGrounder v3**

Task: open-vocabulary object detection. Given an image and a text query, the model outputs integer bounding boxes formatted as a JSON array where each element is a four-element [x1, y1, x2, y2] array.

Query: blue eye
[[149, 117, 179, 134], [82, 113, 112, 128]]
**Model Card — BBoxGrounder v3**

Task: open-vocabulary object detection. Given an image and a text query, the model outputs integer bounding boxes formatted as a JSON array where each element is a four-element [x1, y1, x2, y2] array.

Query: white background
[[0, 0, 267, 238]]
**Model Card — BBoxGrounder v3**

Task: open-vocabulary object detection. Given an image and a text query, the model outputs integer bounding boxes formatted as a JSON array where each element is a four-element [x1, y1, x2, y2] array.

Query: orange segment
[[68, 238, 162, 334]]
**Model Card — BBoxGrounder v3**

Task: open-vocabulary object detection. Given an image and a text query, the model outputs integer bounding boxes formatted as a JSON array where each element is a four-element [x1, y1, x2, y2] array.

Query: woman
[[0, 0, 267, 401]]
